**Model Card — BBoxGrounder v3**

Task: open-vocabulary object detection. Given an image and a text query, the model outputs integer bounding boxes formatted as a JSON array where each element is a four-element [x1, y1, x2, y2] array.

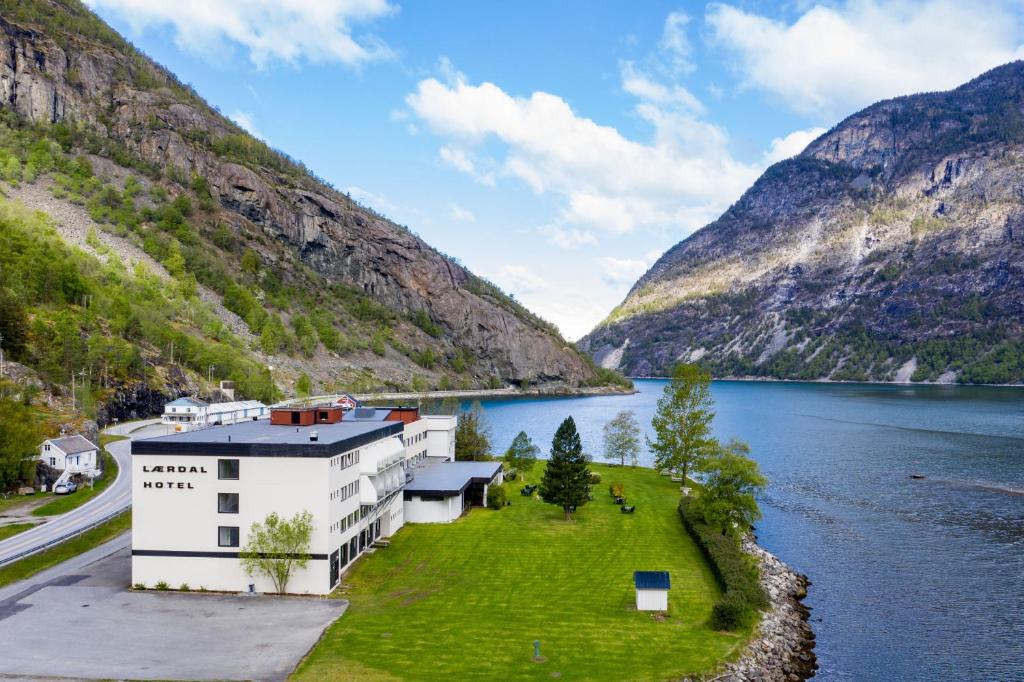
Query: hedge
[[678, 497, 767, 630]]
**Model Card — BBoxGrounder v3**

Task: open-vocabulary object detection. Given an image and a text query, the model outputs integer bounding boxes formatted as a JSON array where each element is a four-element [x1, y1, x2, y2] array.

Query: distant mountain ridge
[[582, 62, 1024, 384], [0, 0, 622, 414]]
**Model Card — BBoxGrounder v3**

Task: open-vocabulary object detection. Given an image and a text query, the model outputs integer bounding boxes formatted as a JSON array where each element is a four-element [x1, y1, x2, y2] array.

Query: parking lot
[[0, 541, 347, 681]]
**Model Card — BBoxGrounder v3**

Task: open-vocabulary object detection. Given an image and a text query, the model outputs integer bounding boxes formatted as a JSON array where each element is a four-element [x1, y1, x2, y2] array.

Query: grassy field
[[30, 435, 125, 517], [293, 464, 747, 682], [0, 523, 35, 541], [0, 511, 131, 589]]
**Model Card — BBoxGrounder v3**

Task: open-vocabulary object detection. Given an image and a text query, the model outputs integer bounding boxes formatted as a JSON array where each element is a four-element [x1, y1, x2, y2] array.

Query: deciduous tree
[[695, 440, 767, 535], [239, 510, 314, 594], [648, 363, 716, 485], [503, 430, 539, 476], [539, 416, 591, 520], [602, 410, 640, 466], [455, 402, 491, 461]]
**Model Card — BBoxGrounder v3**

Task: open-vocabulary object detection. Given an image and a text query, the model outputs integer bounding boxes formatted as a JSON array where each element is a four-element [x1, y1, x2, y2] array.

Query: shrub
[[504, 470, 518, 481], [609, 482, 624, 497], [709, 591, 748, 631], [486, 483, 508, 509], [132, 582, 146, 590], [155, 581, 170, 591], [589, 472, 602, 484], [678, 497, 767, 631], [179, 583, 190, 591]]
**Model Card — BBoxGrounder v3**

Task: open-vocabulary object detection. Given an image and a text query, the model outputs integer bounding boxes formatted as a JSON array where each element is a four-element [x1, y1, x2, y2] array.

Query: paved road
[[0, 419, 163, 567], [0, 536, 347, 681]]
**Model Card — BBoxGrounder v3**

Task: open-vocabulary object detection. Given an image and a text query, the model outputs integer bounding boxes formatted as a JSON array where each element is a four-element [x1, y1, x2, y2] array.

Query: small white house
[[40, 435, 101, 477], [634, 571, 670, 611], [161, 397, 268, 432]]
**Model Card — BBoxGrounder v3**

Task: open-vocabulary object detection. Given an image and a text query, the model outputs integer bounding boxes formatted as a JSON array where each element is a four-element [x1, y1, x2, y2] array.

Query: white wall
[[132, 449, 364, 595], [405, 493, 462, 523], [39, 442, 98, 474], [636, 589, 668, 611]]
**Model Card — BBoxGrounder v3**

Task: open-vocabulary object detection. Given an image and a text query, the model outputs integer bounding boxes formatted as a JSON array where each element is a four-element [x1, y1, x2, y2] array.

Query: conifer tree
[[539, 416, 591, 520]]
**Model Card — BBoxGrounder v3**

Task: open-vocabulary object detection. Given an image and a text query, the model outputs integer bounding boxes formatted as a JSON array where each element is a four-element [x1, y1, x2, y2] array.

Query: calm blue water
[[459, 380, 1024, 681]]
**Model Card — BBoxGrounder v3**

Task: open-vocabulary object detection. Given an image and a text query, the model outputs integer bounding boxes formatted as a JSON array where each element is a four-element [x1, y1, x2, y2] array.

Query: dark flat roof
[[633, 571, 671, 590], [132, 418, 402, 458], [404, 460, 502, 496]]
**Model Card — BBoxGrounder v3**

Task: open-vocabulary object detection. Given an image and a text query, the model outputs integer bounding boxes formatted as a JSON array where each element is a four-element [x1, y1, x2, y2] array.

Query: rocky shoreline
[[705, 537, 817, 682]]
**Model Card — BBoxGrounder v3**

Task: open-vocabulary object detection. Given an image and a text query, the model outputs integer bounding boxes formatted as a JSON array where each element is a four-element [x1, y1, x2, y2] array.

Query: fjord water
[[465, 380, 1024, 681]]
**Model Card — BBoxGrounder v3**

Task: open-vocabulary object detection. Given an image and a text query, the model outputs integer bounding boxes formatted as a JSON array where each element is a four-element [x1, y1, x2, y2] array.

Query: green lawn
[[294, 464, 747, 682], [31, 436, 124, 517], [0, 523, 35, 541], [0, 511, 131, 589]]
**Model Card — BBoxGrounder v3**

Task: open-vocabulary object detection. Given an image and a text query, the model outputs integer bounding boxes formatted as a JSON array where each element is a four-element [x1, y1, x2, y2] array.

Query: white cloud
[[543, 227, 598, 249], [599, 256, 653, 286], [706, 0, 1024, 117], [497, 265, 546, 295], [439, 146, 496, 186], [228, 110, 265, 140], [659, 11, 696, 74], [345, 185, 430, 227], [620, 62, 704, 113], [407, 71, 761, 239], [449, 203, 475, 223], [84, 0, 397, 68], [763, 126, 827, 164]]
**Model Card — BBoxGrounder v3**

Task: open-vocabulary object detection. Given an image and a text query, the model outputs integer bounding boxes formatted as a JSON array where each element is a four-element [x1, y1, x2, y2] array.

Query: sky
[[83, 0, 1024, 340]]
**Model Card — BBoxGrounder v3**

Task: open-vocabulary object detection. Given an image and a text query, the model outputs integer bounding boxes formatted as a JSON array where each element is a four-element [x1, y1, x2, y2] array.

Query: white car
[[54, 480, 78, 495]]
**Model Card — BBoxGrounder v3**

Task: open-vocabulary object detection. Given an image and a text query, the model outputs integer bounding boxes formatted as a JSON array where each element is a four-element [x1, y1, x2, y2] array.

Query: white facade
[[39, 436, 100, 477], [161, 398, 268, 432], [421, 415, 457, 461], [636, 588, 668, 611], [404, 492, 463, 523], [132, 407, 458, 595]]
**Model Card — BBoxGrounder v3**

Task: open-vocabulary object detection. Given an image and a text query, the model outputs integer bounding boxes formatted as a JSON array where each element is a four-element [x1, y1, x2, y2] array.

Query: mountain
[[582, 62, 1024, 385], [0, 0, 624, 420]]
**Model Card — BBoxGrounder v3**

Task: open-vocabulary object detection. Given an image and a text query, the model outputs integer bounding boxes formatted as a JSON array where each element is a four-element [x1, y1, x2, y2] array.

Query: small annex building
[[161, 397, 268, 432], [403, 460, 503, 523], [633, 571, 670, 611], [39, 435, 101, 477]]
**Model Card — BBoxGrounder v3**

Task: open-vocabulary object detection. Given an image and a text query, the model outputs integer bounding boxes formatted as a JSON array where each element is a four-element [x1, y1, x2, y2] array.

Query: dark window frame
[[218, 492, 239, 514], [218, 459, 239, 480], [218, 525, 239, 547]]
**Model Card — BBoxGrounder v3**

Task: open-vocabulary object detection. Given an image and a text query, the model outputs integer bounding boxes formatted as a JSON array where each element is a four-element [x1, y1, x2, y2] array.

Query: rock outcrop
[[582, 62, 1024, 384], [0, 2, 602, 391]]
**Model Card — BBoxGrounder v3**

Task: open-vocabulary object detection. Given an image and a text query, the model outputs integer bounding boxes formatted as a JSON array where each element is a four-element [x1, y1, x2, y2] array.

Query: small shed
[[633, 571, 670, 611]]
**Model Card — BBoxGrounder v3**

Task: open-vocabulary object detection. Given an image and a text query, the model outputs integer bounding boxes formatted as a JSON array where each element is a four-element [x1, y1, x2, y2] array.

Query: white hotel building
[[131, 404, 500, 595]]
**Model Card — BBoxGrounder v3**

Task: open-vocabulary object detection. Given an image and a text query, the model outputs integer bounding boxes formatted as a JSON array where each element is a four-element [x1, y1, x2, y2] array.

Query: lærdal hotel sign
[[141, 464, 207, 489]]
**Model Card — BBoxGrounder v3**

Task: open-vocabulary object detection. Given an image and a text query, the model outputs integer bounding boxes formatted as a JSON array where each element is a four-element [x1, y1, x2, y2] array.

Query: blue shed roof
[[633, 571, 670, 590]]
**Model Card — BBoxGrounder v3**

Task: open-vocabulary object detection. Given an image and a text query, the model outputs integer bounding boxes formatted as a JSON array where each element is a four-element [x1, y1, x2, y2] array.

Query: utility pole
[[71, 369, 76, 411], [76, 368, 86, 412], [208, 364, 215, 385], [0, 332, 4, 378]]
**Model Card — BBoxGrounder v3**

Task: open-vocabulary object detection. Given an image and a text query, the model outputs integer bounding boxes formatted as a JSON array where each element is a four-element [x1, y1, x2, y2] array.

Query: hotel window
[[218, 459, 239, 480], [218, 526, 239, 547], [218, 492, 239, 514]]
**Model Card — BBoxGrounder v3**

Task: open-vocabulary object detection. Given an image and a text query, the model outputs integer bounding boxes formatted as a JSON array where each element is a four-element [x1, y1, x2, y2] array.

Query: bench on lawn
[[614, 496, 626, 505], [621, 505, 636, 513], [521, 484, 536, 496]]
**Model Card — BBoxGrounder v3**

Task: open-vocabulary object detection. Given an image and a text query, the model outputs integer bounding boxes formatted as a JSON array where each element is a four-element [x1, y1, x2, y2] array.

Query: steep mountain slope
[[0, 0, 619, 417], [582, 62, 1024, 384]]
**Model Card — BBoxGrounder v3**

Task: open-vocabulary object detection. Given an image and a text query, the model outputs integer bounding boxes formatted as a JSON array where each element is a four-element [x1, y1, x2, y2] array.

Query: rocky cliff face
[[0, 1, 602, 392], [583, 62, 1024, 384]]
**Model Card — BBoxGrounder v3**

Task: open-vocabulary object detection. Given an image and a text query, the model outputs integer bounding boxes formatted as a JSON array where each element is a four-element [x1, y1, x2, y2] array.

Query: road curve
[[0, 419, 160, 566]]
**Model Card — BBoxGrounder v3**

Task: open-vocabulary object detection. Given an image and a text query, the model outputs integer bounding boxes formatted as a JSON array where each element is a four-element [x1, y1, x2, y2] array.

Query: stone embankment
[[704, 537, 817, 682]]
